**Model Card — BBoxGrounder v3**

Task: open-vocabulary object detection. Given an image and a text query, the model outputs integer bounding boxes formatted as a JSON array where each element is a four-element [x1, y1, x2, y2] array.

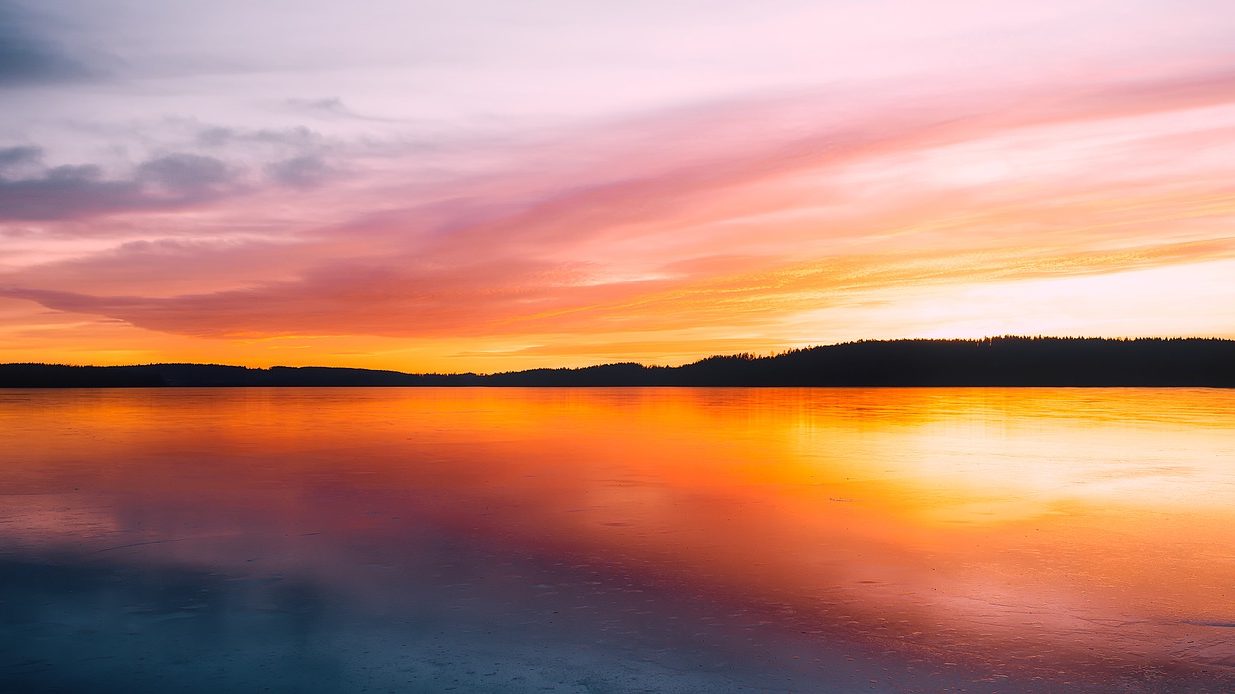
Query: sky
[[2, 0, 1234, 372]]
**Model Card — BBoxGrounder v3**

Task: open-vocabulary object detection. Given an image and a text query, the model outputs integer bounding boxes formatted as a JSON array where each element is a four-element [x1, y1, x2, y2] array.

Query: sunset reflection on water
[[2, 387, 1234, 692]]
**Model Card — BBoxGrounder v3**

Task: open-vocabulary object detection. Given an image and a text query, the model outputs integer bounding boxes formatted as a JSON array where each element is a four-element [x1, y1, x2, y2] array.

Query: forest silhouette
[[2, 337, 1232, 388]]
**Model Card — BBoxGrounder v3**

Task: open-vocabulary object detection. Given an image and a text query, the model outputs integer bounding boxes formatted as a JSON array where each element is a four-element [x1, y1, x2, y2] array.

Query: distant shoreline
[[4, 337, 1233, 388]]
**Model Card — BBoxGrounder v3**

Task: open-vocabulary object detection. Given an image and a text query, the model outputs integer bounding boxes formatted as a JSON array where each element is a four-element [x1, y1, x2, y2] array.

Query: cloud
[[0, 152, 239, 221], [265, 154, 333, 188], [0, 144, 41, 169], [196, 125, 338, 187], [136, 153, 231, 194], [0, 237, 326, 296], [0, 2, 93, 86], [284, 96, 351, 116], [0, 256, 595, 338], [196, 125, 323, 150], [282, 96, 404, 123], [5, 235, 1232, 342], [4, 59, 1235, 349]]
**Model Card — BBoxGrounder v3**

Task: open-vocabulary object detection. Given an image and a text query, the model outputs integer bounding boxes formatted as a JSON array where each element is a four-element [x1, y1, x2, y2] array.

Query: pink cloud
[[4, 63, 1235, 354]]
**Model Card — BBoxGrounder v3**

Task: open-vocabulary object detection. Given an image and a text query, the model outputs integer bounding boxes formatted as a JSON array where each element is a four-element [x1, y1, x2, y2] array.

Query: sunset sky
[[2, 0, 1234, 372]]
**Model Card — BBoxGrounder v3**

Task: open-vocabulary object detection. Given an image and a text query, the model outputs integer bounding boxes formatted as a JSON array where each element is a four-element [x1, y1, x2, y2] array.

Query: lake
[[2, 387, 1234, 692]]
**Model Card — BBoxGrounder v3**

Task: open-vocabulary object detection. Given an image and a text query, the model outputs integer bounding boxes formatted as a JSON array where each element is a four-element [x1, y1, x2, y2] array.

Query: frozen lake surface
[[3, 387, 1235, 692]]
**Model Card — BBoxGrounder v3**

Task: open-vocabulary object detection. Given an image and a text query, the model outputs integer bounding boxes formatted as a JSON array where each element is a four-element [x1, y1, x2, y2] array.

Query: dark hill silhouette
[[2, 337, 1233, 388]]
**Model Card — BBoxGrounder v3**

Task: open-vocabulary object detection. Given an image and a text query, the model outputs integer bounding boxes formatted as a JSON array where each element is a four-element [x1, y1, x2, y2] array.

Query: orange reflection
[[2, 387, 1234, 687]]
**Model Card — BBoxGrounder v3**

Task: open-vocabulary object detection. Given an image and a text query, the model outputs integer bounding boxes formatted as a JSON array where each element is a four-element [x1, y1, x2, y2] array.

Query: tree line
[[2, 337, 1232, 387]]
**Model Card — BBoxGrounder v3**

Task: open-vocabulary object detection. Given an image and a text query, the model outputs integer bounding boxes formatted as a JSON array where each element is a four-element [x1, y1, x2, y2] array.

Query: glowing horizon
[[2, 1, 1234, 372]]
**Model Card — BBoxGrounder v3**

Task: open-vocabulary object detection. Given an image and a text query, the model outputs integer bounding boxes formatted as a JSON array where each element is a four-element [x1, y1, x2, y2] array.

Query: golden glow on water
[[2, 387, 1234, 688]]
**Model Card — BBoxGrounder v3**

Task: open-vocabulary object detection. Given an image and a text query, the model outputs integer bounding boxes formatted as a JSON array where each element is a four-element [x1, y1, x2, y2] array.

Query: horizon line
[[7, 335, 1234, 378]]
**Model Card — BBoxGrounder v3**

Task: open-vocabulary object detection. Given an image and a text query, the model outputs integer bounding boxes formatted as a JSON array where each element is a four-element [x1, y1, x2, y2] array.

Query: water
[[2, 387, 1234, 692]]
